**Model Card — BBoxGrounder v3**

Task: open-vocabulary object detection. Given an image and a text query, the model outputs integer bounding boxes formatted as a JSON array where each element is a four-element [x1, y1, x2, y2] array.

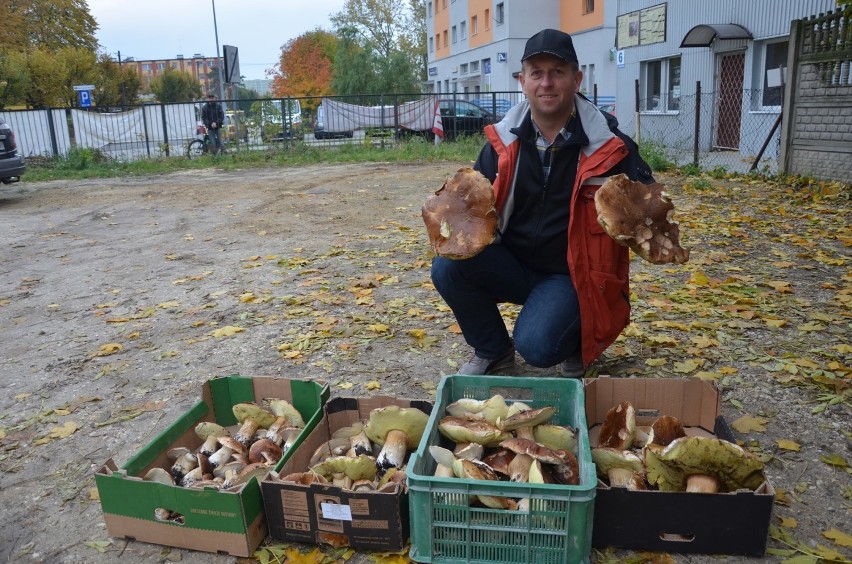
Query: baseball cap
[[521, 29, 578, 64]]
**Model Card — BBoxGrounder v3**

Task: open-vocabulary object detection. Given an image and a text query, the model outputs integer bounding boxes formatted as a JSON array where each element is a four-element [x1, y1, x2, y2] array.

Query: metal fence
[[1, 88, 782, 174]]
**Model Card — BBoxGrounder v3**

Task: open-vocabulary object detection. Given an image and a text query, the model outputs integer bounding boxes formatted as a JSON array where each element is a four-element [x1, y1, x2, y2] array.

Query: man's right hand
[[211, 122, 217, 128]]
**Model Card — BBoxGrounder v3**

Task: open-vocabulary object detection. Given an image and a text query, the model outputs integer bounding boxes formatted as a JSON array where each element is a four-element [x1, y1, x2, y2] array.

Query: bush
[[639, 142, 674, 172]]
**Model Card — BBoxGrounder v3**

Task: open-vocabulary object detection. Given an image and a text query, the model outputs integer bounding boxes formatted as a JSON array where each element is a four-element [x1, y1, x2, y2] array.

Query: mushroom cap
[[552, 450, 581, 486], [231, 402, 276, 429], [166, 446, 192, 461], [445, 394, 509, 424], [365, 405, 429, 448], [309, 437, 352, 467], [591, 447, 644, 477], [249, 438, 283, 464], [499, 438, 565, 465], [452, 458, 500, 482], [594, 173, 690, 265], [429, 445, 457, 469], [598, 400, 636, 450], [645, 436, 766, 492], [481, 448, 516, 477], [217, 436, 248, 454], [647, 415, 687, 449], [453, 442, 485, 461], [194, 422, 229, 440], [267, 399, 305, 428], [497, 405, 556, 431], [143, 467, 175, 485], [280, 472, 329, 485], [438, 416, 512, 446], [213, 460, 246, 479], [311, 454, 378, 481], [533, 424, 578, 453], [422, 167, 499, 259]]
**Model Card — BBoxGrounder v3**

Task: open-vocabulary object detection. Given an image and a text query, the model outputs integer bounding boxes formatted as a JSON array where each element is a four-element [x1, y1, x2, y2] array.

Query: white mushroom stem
[[607, 467, 638, 488], [376, 429, 409, 473], [434, 463, 455, 478], [508, 453, 534, 483], [234, 419, 260, 448], [209, 445, 236, 468], [332, 472, 353, 490], [515, 426, 535, 441], [686, 474, 722, 493]]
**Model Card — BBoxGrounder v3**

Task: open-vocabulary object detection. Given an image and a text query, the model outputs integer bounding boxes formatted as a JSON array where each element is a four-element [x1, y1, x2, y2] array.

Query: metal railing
[[0, 88, 784, 174]]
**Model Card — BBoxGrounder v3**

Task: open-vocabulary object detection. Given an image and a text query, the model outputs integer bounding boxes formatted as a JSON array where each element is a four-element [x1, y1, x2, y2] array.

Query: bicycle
[[186, 124, 225, 159]]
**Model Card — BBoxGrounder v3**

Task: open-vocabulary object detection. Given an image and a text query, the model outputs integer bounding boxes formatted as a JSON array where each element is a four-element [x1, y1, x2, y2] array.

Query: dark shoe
[[458, 345, 516, 375], [559, 354, 586, 378]]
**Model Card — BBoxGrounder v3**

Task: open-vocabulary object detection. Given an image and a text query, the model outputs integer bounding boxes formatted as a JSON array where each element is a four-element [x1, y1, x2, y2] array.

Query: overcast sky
[[87, 0, 347, 81]]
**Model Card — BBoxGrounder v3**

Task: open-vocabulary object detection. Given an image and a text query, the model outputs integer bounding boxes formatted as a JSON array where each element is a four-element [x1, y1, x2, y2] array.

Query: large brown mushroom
[[231, 403, 276, 448], [594, 173, 689, 264], [364, 406, 429, 475], [421, 167, 499, 259]]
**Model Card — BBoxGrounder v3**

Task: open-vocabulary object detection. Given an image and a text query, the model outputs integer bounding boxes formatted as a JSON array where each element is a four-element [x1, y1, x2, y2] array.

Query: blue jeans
[[431, 244, 581, 367], [208, 127, 223, 154]]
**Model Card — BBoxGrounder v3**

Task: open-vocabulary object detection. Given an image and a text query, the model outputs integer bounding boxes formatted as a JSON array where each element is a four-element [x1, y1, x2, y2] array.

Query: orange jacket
[[482, 96, 648, 366]]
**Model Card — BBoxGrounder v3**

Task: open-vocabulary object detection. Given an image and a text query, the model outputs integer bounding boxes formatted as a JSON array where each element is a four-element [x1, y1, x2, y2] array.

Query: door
[[715, 52, 745, 150]]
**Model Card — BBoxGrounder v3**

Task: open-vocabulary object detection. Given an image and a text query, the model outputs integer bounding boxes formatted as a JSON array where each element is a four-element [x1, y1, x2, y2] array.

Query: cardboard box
[[95, 375, 329, 557], [262, 396, 432, 552], [585, 377, 775, 556]]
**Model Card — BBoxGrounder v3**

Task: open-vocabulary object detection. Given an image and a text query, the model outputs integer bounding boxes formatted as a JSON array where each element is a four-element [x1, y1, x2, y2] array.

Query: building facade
[[426, 0, 618, 103], [122, 54, 222, 93]]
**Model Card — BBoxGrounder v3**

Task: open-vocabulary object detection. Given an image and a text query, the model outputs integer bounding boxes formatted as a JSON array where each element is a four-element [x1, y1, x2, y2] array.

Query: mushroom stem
[[234, 419, 260, 448], [515, 426, 535, 441], [376, 429, 408, 474], [686, 474, 722, 493], [607, 467, 637, 488]]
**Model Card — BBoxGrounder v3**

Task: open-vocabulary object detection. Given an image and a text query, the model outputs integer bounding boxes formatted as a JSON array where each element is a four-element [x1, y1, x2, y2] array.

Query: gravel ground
[[0, 162, 849, 564]]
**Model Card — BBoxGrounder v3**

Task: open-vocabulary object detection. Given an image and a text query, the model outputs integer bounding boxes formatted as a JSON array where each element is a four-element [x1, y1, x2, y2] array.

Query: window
[[471, 60, 480, 73], [435, 34, 440, 49], [641, 56, 681, 112], [427, 1, 432, 17], [429, 37, 434, 53], [142, 63, 151, 72], [452, 26, 457, 43], [584, 0, 594, 14], [471, 15, 478, 35], [460, 63, 468, 74], [762, 41, 788, 107], [496, 3, 504, 25], [443, 30, 448, 48], [157, 62, 165, 71], [460, 20, 467, 39], [484, 9, 490, 30], [587, 64, 595, 93]]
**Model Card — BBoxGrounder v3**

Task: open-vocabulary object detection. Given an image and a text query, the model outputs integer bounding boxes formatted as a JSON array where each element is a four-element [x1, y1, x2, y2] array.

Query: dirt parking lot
[[0, 163, 849, 563]]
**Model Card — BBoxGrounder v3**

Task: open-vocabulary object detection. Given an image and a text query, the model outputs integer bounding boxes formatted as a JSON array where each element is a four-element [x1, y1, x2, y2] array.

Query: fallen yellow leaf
[[88, 487, 100, 501], [94, 343, 123, 356], [731, 415, 768, 433], [49, 421, 80, 439], [775, 439, 801, 452], [209, 326, 244, 338], [779, 517, 798, 528], [368, 323, 390, 333], [822, 528, 852, 548], [365, 381, 381, 391], [337, 382, 354, 390], [645, 358, 667, 366], [157, 300, 180, 309]]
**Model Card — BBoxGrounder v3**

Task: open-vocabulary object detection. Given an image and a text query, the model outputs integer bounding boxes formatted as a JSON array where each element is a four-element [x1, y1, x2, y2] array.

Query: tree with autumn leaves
[[269, 29, 337, 110]]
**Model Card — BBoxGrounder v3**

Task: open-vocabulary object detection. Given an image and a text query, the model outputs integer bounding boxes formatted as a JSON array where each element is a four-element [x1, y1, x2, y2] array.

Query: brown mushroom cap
[[422, 167, 499, 259], [497, 406, 556, 432], [647, 415, 687, 450], [594, 173, 689, 264], [597, 400, 636, 450], [249, 438, 283, 465], [499, 438, 565, 465], [481, 448, 516, 477]]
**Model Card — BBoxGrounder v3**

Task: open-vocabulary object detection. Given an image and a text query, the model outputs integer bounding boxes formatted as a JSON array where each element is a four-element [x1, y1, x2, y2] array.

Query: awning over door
[[680, 24, 752, 48]]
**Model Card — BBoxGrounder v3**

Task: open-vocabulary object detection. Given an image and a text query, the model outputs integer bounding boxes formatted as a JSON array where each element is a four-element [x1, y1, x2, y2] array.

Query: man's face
[[519, 55, 583, 120]]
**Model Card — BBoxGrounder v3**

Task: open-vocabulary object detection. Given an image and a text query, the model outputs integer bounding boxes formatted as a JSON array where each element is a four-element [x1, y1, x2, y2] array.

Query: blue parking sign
[[79, 90, 92, 108]]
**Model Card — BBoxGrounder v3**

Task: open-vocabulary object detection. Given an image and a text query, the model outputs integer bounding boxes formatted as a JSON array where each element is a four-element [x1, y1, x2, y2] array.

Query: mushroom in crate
[[594, 173, 690, 264], [365, 405, 430, 477]]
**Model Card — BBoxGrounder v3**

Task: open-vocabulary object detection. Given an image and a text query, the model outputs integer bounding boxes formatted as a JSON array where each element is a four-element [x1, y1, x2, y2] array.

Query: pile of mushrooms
[[591, 400, 766, 493], [428, 395, 580, 510], [143, 398, 306, 506], [274, 405, 430, 493]]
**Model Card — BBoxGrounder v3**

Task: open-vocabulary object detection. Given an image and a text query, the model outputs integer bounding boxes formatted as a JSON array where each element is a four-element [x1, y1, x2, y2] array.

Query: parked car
[[400, 98, 495, 141], [223, 110, 249, 142], [471, 98, 515, 120], [0, 117, 25, 184], [597, 103, 617, 116]]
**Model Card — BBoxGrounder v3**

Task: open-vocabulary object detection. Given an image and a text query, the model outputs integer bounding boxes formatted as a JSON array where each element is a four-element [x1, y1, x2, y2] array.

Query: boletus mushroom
[[597, 400, 641, 450], [594, 173, 689, 264], [451, 458, 515, 509], [167, 447, 198, 482], [445, 394, 509, 424], [194, 422, 230, 457], [311, 454, 378, 482], [645, 415, 687, 452], [644, 436, 766, 493], [364, 405, 429, 475], [438, 416, 512, 447], [267, 398, 306, 429], [231, 403, 276, 448], [591, 447, 644, 489], [421, 167, 499, 259], [248, 438, 283, 465], [209, 436, 247, 468]]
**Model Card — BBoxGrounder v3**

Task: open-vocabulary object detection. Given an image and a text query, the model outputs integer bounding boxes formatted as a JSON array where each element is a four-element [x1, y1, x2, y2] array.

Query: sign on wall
[[617, 3, 667, 49]]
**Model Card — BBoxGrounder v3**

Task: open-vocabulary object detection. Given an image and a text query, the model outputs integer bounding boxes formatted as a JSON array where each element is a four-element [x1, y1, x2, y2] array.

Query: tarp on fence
[[321, 97, 437, 133]]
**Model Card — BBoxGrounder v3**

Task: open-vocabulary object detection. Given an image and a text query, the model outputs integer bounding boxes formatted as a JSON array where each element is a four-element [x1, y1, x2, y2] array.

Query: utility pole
[[117, 51, 127, 107], [212, 0, 226, 106]]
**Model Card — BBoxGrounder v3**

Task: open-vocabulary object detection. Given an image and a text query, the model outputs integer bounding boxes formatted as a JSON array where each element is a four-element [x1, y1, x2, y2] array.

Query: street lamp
[[211, 0, 226, 103]]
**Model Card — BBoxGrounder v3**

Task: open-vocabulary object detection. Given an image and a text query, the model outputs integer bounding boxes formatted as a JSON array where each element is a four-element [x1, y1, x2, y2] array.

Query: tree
[[269, 29, 338, 107], [0, 51, 28, 109], [94, 54, 141, 107], [3, 0, 99, 51], [329, 0, 425, 95], [150, 69, 203, 103]]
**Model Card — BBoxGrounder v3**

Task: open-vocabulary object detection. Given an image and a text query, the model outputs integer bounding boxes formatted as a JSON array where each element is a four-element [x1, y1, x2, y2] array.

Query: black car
[[399, 98, 494, 141], [0, 117, 25, 184]]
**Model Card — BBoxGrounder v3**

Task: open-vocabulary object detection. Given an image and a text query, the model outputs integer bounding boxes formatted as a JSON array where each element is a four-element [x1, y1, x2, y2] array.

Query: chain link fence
[[619, 88, 784, 175]]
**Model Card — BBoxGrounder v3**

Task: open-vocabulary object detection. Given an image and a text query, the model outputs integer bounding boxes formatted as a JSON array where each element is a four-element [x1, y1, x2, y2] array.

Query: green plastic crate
[[406, 374, 595, 564]]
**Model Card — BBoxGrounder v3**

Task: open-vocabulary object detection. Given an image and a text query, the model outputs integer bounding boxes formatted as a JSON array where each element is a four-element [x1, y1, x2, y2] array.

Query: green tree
[[5, 0, 99, 51], [150, 68, 203, 103], [0, 52, 29, 109], [329, 0, 425, 95], [94, 54, 142, 107], [23, 48, 68, 108], [57, 47, 99, 107]]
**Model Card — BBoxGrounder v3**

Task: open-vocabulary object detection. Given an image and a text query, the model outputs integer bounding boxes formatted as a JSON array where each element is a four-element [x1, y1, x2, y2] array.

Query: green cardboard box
[[95, 375, 329, 557]]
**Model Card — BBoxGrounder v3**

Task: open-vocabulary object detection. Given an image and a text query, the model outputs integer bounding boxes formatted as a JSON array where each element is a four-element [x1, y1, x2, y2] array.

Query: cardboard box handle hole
[[154, 508, 186, 526], [659, 532, 695, 543]]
